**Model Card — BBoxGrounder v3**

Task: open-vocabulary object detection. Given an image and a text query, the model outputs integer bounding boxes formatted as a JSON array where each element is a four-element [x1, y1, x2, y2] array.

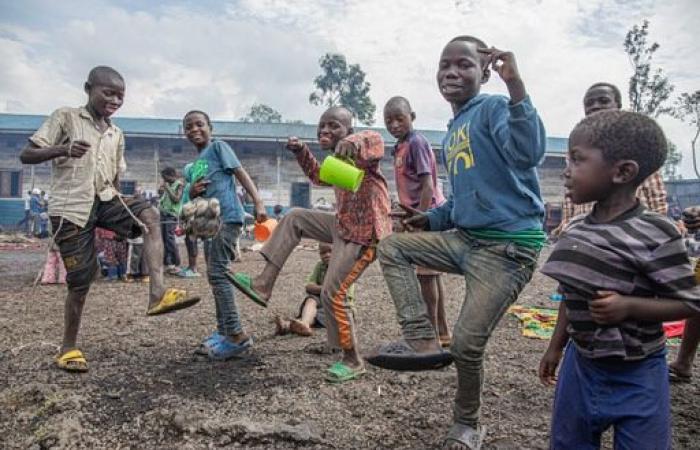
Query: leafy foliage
[[309, 53, 376, 125], [240, 104, 283, 123], [672, 91, 700, 178], [624, 20, 674, 117]]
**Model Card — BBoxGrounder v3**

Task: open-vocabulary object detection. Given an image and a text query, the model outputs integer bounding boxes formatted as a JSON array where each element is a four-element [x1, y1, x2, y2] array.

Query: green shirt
[[159, 179, 182, 216], [307, 261, 355, 305]]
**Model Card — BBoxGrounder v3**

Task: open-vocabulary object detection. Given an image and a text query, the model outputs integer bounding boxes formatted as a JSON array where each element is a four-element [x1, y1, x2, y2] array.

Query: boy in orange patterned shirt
[[228, 106, 391, 383]]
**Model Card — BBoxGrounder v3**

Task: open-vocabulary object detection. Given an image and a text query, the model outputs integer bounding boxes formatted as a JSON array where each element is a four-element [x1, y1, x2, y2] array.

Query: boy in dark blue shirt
[[369, 36, 546, 449]]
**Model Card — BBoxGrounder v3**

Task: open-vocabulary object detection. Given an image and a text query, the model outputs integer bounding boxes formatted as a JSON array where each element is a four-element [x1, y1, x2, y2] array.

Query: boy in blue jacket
[[369, 36, 546, 449]]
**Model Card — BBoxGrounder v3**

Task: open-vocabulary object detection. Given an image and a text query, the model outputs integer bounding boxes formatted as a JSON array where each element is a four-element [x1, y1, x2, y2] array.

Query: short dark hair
[[586, 82, 622, 108], [87, 66, 123, 85], [183, 110, 211, 127], [161, 167, 177, 178], [572, 110, 667, 184], [384, 96, 412, 114], [449, 36, 489, 65], [449, 35, 488, 49]]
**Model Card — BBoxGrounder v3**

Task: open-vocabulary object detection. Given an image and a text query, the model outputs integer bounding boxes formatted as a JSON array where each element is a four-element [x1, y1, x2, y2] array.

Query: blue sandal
[[195, 331, 225, 355], [207, 336, 253, 361]]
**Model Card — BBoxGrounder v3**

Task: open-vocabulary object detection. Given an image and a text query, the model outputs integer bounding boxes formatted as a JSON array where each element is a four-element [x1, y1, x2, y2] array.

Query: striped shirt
[[541, 203, 700, 360]]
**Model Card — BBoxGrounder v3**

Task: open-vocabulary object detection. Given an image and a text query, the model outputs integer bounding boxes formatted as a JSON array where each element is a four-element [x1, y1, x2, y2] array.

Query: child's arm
[[423, 194, 454, 231], [286, 137, 327, 186], [337, 131, 384, 169], [20, 109, 91, 165], [164, 182, 183, 204], [590, 291, 700, 324], [417, 175, 433, 211], [478, 48, 546, 170], [539, 302, 569, 386], [233, 168, 267, 222]]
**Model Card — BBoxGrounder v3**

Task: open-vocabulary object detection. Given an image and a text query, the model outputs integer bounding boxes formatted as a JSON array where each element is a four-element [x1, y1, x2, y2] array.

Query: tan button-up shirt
[[29, 107, 127, 227]]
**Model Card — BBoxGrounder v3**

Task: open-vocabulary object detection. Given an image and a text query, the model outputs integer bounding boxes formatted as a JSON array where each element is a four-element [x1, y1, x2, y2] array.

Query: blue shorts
[[551, 344, 670, 450]]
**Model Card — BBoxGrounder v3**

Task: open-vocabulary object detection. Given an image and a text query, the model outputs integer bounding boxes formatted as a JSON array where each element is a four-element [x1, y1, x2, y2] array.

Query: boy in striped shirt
[[539, 110, 700, 450]]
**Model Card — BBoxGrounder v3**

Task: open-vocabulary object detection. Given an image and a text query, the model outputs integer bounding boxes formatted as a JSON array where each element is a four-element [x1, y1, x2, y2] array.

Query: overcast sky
[[1, 0, 698, 176]]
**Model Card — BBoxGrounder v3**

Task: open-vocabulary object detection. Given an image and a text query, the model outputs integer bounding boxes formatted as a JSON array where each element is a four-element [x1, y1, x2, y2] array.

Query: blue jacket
[[426, 94, 546, 232]]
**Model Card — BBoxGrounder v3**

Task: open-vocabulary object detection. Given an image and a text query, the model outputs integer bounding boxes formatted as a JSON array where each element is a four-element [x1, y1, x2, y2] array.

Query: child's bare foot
[[289, 319, 313, 337], [274, 316, 290, 336]]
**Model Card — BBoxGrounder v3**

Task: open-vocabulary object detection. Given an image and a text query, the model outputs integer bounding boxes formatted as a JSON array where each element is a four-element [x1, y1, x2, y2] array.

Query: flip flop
[[443, 423, 486, 450], [147, 288, 201, 316], [207, 336, 253, 361], [325, 361, 366, 383], [56, 349, 88, 373], [669, 365, 692, 383], [195, 331, 225, 355], [365, 340, 453, 371], [225, 272, 268, 307]]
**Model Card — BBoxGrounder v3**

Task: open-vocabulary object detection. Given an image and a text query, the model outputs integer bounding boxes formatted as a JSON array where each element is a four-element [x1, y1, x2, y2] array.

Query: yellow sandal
[[147, 288, 200, 316], [56, 349, 88, 373]]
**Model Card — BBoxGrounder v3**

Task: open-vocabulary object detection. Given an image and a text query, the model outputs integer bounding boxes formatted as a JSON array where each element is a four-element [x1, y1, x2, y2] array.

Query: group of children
[[22, 33, 700, 450]]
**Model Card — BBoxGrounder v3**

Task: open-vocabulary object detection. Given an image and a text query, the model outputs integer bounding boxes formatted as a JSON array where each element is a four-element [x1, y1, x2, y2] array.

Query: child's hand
[[335, 140, 357, 160], [286, 137, 304, 153], [390, 204, 429, 232], [254, 201, 268, 223], [189, 179, 210, 198], [478, 47, 526, 103], [65, 140, 91, 158], [538, 347, 562, 386], [590, 291, 631, 325], [478, 47, 520, 84]]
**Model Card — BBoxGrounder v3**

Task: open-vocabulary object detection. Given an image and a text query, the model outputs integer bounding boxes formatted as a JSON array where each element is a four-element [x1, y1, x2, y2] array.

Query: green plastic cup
[[319, 155, 365, 193]]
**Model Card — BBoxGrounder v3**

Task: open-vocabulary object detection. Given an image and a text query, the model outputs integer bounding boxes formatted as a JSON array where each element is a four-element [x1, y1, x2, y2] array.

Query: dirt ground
[[1, 240, 698, 449]]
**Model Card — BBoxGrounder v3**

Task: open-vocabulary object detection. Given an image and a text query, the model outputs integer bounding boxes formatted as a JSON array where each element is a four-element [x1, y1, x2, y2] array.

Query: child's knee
[[377, 235, 403, 263], [450, 330, 488, 364]]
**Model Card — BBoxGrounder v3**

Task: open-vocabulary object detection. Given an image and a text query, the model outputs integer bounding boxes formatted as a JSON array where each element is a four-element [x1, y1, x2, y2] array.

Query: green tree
[[662, 141, 682, 181], [240, 103, 283, 123], [673, 90, 700, 178], [309, 53, 376, 125], [623, 20, 674, 117]]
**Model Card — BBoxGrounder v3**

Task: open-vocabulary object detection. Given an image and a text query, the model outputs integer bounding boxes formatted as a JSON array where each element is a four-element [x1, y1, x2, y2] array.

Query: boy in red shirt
[[384, 96, 450, 346], [229, 106, 391, 383]]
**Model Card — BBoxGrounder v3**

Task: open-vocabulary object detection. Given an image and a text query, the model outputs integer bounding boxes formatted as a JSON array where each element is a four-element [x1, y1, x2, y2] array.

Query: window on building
[[0, 169, 22, 198], [120, 180, 137, 196]]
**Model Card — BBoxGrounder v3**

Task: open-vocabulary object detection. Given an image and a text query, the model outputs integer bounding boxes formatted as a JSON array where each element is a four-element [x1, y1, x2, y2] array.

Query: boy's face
[[383, 105, 415, 140], [563, 131, 616, 204], [184, 113, 212, 148], [583, 86, 619, 116], [317, 110, 351, 151], [437, 41, 487, 108], [163, 173, 176, 183], [86, 75, 125, 119], [319, 245, 332, 264]]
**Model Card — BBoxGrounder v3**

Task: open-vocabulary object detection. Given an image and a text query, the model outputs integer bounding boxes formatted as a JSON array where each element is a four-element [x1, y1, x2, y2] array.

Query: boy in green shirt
[[158, 167, 183, 273]]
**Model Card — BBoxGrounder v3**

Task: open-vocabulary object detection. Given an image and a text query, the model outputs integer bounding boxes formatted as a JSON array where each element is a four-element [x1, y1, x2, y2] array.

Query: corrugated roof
[[0, 113, 567, 154]]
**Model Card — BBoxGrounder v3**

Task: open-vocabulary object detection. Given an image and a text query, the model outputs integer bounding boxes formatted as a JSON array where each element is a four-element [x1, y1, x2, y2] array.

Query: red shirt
[[295, 131, 392, 246], [393, 131, 445, 210]]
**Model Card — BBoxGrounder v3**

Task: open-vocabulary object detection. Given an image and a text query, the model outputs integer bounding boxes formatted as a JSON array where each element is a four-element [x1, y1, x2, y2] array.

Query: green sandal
[[225, 272, 268, 308], [325, 361, 366, 384]]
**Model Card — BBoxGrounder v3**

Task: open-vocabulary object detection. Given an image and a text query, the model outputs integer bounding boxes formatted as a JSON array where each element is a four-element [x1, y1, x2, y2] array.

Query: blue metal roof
[[0, 113, 567, 154]]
